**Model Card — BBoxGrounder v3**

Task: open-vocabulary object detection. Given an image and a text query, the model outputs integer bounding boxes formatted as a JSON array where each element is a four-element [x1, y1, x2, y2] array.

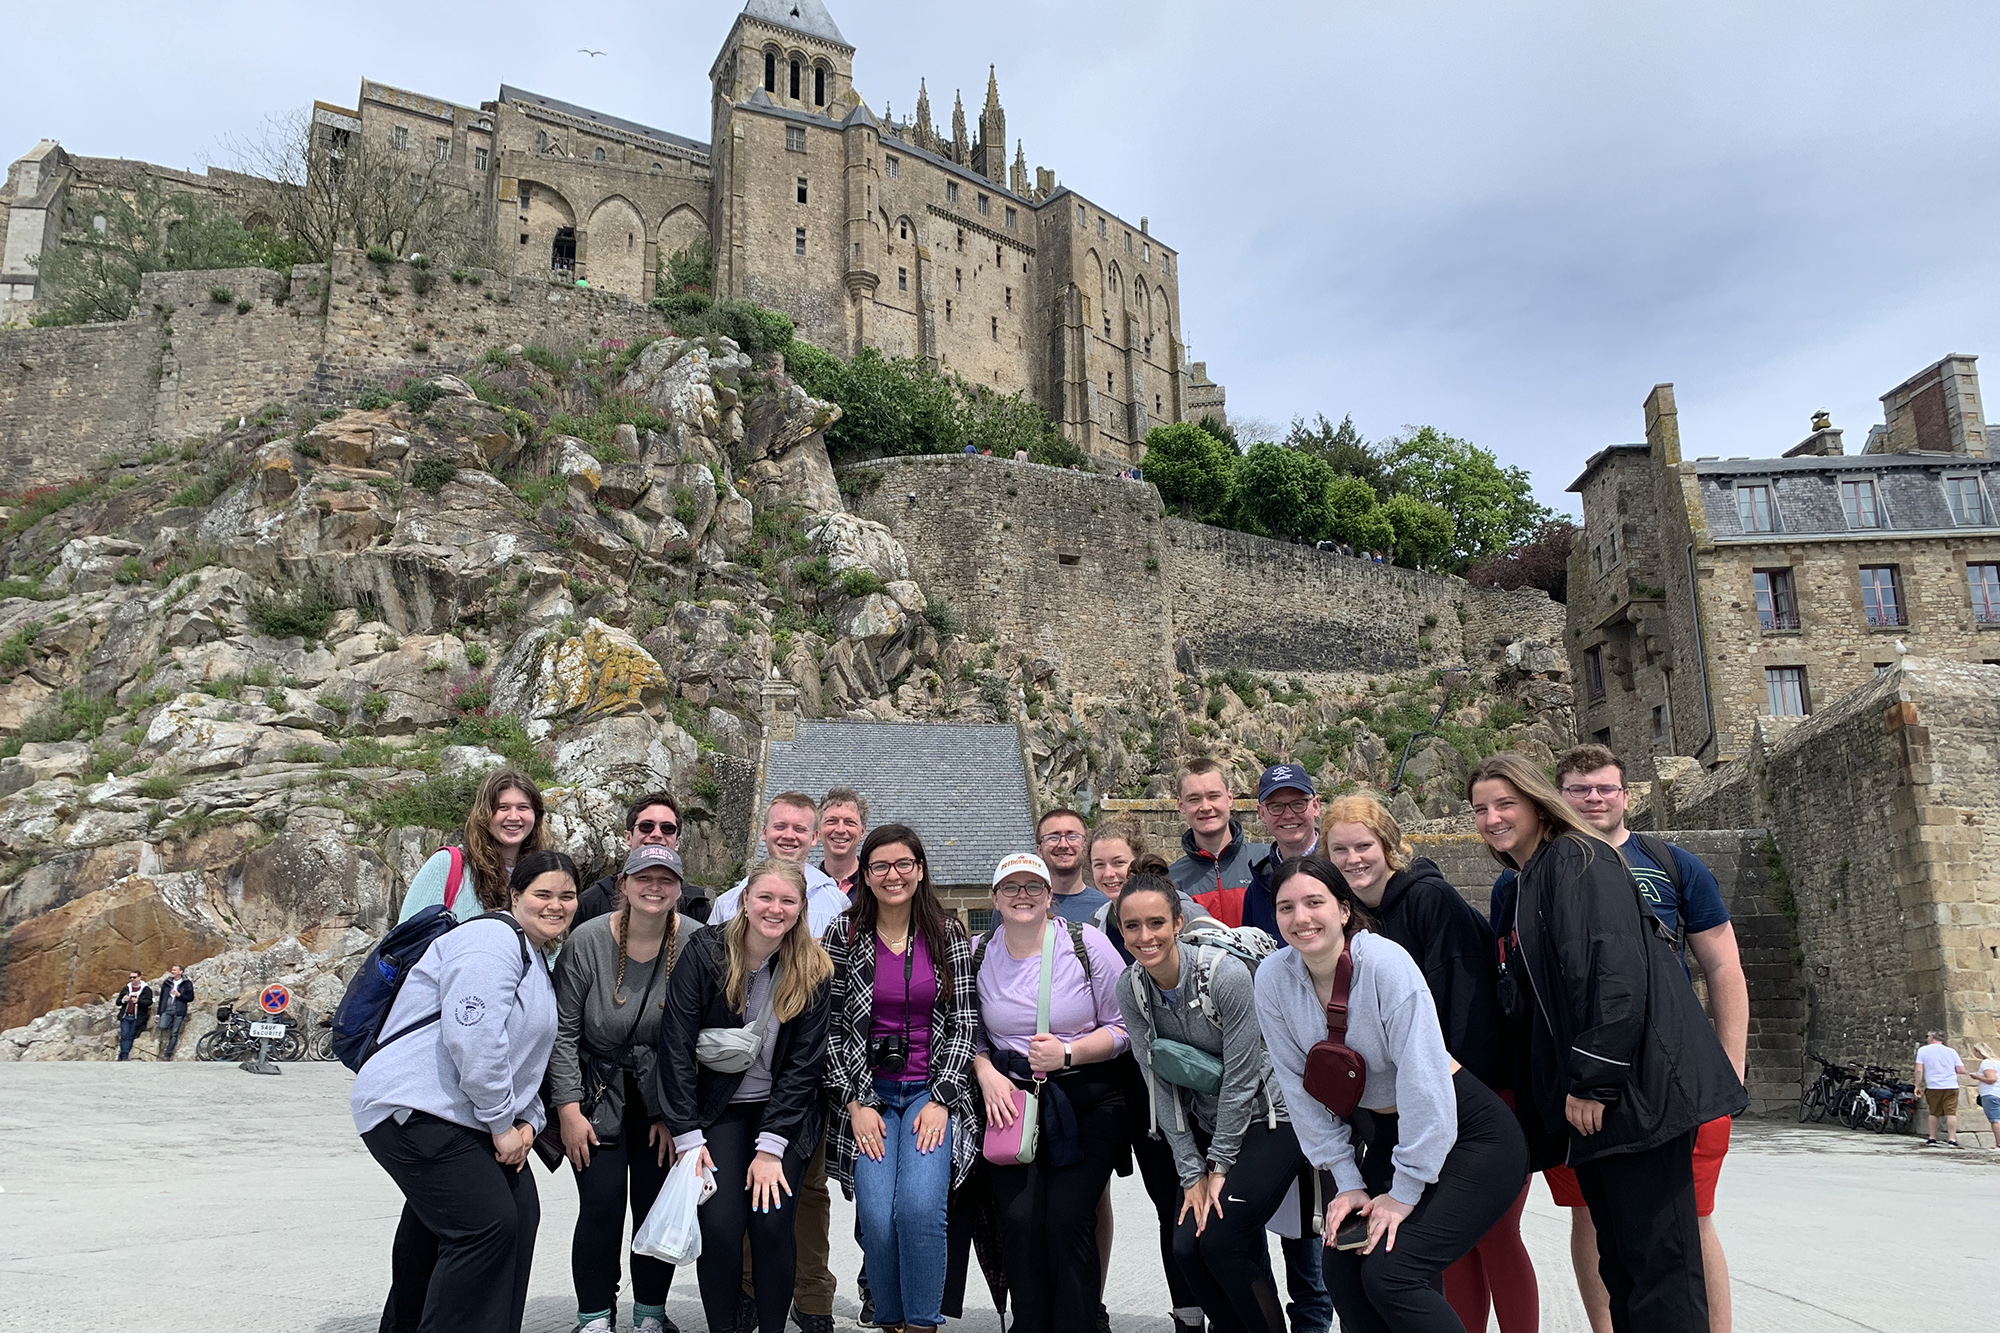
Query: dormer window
[[1735, 482, 1776, 533], [1946, 474, 1987, 525], [1841, 478, 1883, 529]]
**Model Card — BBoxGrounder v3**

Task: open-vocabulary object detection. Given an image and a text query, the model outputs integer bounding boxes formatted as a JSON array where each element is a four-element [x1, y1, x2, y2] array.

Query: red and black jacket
[[1167, 819, 1269, 927]]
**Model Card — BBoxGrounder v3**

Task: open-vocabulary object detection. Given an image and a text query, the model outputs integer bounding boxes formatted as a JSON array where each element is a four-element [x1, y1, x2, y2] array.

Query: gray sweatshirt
[[351, 916, 557, 1137], [1118, 945, 1284, 1187], [1253, 929, 1458, 1206], [548, 912, 677, 1106]]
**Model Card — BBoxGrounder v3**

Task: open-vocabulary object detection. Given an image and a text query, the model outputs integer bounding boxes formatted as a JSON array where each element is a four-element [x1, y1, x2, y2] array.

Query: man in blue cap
[[1240, 762, 1322, 935]]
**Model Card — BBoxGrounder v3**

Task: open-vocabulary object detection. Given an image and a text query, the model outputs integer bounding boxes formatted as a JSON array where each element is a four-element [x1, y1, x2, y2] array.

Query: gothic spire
[[1011, 140, 1028, 195], [950, 90, 968, 165], [914, 79, 933, 151]]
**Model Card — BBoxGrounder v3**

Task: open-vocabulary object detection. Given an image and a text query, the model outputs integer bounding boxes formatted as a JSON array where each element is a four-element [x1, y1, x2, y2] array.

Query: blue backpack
[[332, 849, 525, 1071]]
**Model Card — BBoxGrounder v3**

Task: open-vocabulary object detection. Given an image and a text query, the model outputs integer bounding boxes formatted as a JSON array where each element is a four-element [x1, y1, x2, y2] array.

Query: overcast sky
[[9, 0, 2000, 513]]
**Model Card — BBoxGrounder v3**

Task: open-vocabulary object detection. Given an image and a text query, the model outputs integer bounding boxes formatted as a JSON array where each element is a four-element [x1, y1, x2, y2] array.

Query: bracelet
[[1063, 1041, 1074, 1069]]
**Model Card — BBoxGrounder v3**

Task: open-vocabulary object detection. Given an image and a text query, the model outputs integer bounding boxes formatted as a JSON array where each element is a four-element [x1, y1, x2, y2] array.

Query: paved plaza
[[2, 1062, 1993, 1333]]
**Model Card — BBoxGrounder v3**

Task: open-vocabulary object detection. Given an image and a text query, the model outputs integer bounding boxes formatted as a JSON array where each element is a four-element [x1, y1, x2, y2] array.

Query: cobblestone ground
[[1, 1062, 1993, 1332]]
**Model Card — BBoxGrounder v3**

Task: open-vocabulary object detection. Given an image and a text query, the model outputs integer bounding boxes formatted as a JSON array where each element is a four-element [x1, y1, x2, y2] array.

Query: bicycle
[[197, 1005, 305, 1062], [1799, 1052, 1859, 1124]]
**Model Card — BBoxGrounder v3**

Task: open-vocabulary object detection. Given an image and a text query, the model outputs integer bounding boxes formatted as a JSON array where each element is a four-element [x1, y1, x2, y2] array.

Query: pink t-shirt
[[975, 922, 1130, 1059]]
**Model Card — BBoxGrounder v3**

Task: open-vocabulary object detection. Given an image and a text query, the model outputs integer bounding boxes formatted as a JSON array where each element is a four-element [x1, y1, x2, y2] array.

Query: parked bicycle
[[195, 1004, 306, 1063], [1799, 1051, 1861, 1123], [310, 1010, 336, 1062], [1838, 1065, 1917, 1134]]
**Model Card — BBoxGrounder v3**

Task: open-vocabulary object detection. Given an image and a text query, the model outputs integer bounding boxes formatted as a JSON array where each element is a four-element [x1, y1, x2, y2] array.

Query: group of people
[[109, 963, 195, 1060], [346, 738, 1753, 1333]]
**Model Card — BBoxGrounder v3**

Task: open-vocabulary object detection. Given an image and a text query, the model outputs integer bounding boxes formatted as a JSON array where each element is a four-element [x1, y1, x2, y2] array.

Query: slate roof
[[742, 0, 849, 47], [498, 85, 709, 156], [1695, 454, 2000, 540], [760, 721, 1033, 887]]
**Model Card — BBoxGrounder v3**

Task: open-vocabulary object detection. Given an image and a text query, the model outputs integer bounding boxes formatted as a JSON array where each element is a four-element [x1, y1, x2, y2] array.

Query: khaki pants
[[742, 1136, 836, 1316]]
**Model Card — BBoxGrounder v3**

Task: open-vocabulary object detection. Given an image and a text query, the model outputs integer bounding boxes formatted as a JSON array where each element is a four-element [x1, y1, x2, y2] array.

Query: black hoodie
[[1368, 857, 1511, 1092]]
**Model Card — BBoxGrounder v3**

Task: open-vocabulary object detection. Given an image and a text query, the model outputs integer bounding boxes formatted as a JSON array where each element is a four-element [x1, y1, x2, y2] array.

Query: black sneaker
[[858, 1292, 877, 1328], [1172, 1316, 1205, 1333], [792, 1309, 835, 1333], [737, 1293, 758, 1333], [1095, 1306, 1111, 1333]]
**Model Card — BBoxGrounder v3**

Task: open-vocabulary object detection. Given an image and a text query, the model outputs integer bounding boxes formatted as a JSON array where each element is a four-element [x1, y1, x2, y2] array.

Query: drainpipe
[[1685, 541, 1717, 763]]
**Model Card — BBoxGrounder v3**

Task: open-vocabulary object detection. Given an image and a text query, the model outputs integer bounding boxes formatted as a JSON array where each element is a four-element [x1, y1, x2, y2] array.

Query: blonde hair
[[464, 769, 552, 910], [1971, 1040, 1994, 1061], [1320, 795, 1413, 872], [723, 859, 833, 1023], [1085, 819, 1148, 864], [1463, 752, 1599, 868]]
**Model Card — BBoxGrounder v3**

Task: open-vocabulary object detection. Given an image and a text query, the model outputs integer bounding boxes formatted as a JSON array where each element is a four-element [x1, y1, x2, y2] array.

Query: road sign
[[250, 1022, 287, 1040], [260, 985, 290, 1015]]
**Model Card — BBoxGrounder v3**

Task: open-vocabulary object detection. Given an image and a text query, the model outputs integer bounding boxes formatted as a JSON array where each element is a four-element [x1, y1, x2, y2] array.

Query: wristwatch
[[1063, 1041, 1074, 1069]]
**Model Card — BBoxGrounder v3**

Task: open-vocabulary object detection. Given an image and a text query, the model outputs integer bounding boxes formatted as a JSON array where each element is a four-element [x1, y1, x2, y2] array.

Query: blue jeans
[[1283, 1234, 1331, 1333], [853, 1078, 952, 1328], [117, 1017, 140, 1060]]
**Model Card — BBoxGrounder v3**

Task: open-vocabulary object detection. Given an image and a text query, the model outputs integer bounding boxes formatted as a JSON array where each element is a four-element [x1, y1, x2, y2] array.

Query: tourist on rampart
[[1470, 752, 1745, 1333], [657, 860, 833, 1333], [1042, 807, 1109, 926], [1972, 1042, 2000, 1145], [1170, 759, 1271, 927], [1255, 852, 1527, 1333], [815, 786, 871, 900], [1117, 870, 1303, 1333], [550, 845, 691, 1333], [155, 964, 194, 1059], [112, 971, 152, 1061], [1487, 743, 1746, 1333], [1321, 795, 1535, 1333], [1916, 1031, 1968, 1148], [708, 793, 847, 1333], [397, 768, 552, 925], [352, 849, 579, 1333], [823, 825, 980, 1333], [574, 791, 711, 928], [971, 851, 1130, 1333]]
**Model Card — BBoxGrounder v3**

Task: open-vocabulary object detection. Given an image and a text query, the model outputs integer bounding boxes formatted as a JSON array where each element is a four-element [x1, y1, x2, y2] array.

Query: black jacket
[[1370, 857, 1511, 1092], [574, 873, 712, 929], [112, 985, 153, 1027], [1508, 834, 1745, 1166], [656, 924, 831, 1152], [156, 977, 194, 1017]]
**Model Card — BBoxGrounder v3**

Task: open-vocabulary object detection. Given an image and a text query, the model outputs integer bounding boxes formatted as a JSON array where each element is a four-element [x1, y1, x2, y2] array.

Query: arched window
[[593, 147, 606, 162], [765, 51, 776, 92], [899, 220, 909, 240], [536, 130, 549, 153], [790, 59, 801, 99], [814, 65, 826, 106]]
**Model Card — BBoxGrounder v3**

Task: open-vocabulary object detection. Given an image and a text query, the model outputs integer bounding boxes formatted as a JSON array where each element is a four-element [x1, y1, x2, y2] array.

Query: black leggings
[[698, 1101, 807, 1333], [1173, 1120, 1303, 1333], [1132, 1128, 1202, 1312], [989, 1064, 1125, 1333], [1322, 1070, 1528, 1333], [572, 1074, 676, 1313]]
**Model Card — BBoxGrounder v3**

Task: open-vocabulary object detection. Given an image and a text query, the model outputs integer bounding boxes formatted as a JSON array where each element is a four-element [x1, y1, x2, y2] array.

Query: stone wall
[[0, 316, 159, 490], [1663, 657, 2000, 1080], [149, 267, 324, 445]]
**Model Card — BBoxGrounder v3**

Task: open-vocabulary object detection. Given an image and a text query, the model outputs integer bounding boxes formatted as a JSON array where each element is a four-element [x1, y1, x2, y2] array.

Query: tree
[[1382, 494, 1456, 571], [1143, 421, 1239, 521], [1194, 413, 1238, 449], [1381, 426, 1551, 569], [658, 235, 712, 297], [1325, 474, 1394, 552], [1286, 413, 1390, 498], [219, 109, 492, 271], [30, 174, 265, 325], [1234, 441, 1334, 541], [1464, 518, 1578, 602]]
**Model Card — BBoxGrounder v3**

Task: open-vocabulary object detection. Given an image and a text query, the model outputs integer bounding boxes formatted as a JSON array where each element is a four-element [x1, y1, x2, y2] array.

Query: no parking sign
[[259, 984, 290, 1015]]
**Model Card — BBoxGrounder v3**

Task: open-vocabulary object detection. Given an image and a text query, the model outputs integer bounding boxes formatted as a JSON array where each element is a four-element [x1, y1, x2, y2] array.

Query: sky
[[7, 0, 2000, 515]]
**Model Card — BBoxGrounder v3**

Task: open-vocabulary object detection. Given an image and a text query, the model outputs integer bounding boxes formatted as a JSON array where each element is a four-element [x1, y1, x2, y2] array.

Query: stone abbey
[[0, 0, 1205, 463]]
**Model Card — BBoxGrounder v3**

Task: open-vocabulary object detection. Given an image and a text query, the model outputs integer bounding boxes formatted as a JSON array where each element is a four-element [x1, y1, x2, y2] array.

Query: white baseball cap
[[991, 852, 1052, 888]]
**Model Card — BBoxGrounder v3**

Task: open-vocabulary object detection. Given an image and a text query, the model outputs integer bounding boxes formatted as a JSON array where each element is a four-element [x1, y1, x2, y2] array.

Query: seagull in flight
[[578, 48, 605, 57]]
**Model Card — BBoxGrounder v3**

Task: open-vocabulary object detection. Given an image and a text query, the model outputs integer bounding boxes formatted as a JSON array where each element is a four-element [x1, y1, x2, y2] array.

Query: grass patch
[[0, 689, 119, 758], [248, 582, 338, 640], [5, 480, 104, 536], [339, 737, 397, 767], [137, 774, 183, 800], [411, 456, 458, 495]]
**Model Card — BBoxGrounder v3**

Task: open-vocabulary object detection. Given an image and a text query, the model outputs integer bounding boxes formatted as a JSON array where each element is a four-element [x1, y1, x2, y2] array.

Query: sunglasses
[[633, 819, 679, 836]]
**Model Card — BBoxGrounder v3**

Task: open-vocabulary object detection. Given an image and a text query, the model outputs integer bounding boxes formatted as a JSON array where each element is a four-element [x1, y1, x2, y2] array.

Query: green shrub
[[365, 245, 396, 264], [464, 644, 488, 668], [411, 271, 434, 296], [235, 299, 252, 314], [360, 693, 389, 720], [248, 583, 338, 640], [0, 621, 42, 672], [283, 744, 326, 764], [410, 337, 430, 352], [340, 737, 397, 767], [411, 455, 458, 495], [451, 676, 493, 713], [209, 286, 233, 304], [398, 379, 444, 415], [356, 387, 392, 411], [920, 591, 961, 638], [0, 579, 54, 602], [520, 344, 570, 380], [5, 479, 104, 536], [1486, 700, 1525, 730], [370, 772, 484, 831], [837, 568, 886, 598], [0, 689, 117, 757]]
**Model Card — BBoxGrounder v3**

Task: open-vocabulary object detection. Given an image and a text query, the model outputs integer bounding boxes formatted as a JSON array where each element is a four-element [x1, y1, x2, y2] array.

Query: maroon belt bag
[[1301, 943, 1367, 1117]]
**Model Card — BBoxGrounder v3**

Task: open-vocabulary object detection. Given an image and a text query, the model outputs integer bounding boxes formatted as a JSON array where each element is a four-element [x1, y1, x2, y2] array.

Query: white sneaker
[[634, 1319, 668, 1333], [577, 1319, 613, 1333]]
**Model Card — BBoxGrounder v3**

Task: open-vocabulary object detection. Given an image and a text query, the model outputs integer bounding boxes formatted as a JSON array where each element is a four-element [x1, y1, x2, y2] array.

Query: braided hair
[[612, 882, 679, 1007]]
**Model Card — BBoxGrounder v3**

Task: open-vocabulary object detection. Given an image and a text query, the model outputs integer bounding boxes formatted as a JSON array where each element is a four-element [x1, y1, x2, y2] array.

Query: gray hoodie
[[351, 915, 557, 1137], [1253, 929, 1457, 1206], [1118, 945, 1284, 1188]]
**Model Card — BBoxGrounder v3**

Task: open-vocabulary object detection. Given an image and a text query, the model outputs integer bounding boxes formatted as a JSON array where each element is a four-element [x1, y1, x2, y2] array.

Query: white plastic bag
[[633, 1150, 714, 1266]]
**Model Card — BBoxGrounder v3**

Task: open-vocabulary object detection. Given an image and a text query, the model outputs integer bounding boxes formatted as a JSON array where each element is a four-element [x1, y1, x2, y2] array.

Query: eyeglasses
[[867, 858, 920, 877], [995, 882, 1048, 899], [633, 820, 678, 836], [1039, 831, 1084, 845], [1561, 784, 1626, 799], [1262, 798, 1314, 817]]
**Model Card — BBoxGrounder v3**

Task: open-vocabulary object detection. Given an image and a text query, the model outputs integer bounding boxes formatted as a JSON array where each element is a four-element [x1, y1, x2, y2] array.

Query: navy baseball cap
[[1257, 764, 1317, 802]]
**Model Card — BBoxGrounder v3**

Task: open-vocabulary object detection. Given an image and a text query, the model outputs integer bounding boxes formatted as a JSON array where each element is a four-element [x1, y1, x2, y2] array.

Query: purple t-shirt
[[872, 932, 937, 1081], [975, 923, 1130, 1059]]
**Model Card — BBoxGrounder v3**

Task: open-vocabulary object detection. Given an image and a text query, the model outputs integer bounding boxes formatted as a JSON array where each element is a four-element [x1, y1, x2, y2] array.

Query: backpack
[[1122, 921, 1281, 1135], [332, 848, 504, 1072], [1618, 832, 1688, 956]]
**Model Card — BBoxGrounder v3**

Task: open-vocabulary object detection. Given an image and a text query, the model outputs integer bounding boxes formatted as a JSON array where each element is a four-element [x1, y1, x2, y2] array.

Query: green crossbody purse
[[1146, 983, 1223, 1095]]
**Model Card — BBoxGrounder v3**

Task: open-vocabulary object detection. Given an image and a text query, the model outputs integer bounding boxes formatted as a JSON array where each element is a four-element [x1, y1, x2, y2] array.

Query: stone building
[[1567, 354, 2000, 767], [2, 0, 1214, 462]]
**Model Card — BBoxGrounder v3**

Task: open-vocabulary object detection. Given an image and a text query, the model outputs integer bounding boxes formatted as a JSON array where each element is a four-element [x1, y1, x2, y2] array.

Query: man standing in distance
[[155, 964, 195, 1060], [573, 791, 709, 927], [1494, 743, 1747, 1333], [1915, 1031, 1968, 1148], [112, 972, 152, 1061], [816, 786, 869, 900], [1168, 758, 1269, 927], [1040, 807, 1109, 925]]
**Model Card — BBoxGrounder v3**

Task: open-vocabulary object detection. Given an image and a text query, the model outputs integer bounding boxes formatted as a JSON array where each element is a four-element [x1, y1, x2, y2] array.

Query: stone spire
[[914, 79, 934, 152], [1011, 140, 1028, 195], [978, 66, 1008, 184], [950, 90, 968, 165]]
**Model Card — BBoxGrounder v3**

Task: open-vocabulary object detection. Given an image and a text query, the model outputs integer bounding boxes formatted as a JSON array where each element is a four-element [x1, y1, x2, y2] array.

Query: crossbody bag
[[982, 922, 1056, 1165]]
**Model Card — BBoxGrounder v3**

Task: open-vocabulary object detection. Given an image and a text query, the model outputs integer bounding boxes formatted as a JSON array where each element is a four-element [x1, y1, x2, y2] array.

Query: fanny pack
[[696, 964, 779, 1074], [1301, 942, 1367, 1117], [1145, 984, 1223, 1096]]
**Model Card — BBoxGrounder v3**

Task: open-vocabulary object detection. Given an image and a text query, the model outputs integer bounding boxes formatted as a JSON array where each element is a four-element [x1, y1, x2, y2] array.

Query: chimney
[[760, 667, 799, 742], [1784, 412, 1845, 457], [1874, 354, 1984, 455]]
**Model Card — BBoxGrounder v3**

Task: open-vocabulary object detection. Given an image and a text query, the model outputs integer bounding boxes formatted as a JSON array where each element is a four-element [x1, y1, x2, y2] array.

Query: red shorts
[[1544, 1116, 1730, 1217]]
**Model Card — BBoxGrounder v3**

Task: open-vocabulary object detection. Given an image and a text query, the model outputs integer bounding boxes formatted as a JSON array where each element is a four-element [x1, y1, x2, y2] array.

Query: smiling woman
[[397, 769, 553, 925]]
